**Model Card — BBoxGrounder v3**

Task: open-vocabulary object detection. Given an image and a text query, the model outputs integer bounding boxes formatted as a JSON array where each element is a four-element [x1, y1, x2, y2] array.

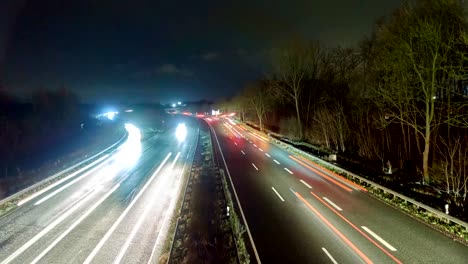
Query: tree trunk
[[423, 133, 431, 184], [294, 97, 303, 139]]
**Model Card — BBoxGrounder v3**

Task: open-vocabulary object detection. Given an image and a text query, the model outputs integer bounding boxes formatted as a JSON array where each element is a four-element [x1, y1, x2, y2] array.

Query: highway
[[0, 116, 198, 264], [208, 117, 468, 264]]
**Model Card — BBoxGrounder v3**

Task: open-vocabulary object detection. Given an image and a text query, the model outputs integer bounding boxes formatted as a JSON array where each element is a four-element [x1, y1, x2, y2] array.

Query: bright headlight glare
[[176, 123, 187, 142]]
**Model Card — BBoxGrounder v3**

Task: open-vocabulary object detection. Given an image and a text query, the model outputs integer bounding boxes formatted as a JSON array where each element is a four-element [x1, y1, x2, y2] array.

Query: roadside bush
[[279, 116, 301, 140]]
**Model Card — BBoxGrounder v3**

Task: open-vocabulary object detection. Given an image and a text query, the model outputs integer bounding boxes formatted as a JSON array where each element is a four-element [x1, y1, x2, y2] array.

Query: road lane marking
[[147, 152, 190, 264], [290, 156, 352, 192], [258, 148, 263, 152], [114, 153, 181, 264], [309, 192, 402, 263], [284, 168, 293, 174], [34, 160, 109, 205], [17, 154, 109, 206], [234, 142, 237, 146], [323, 197, 342, 211], [322, 248, 338, 264], [241, 150, 245, 155], [30, 183, 121, 264], [294, 192, 373, 264], [83, 153, 173, 264], [300, 180, 312, 189], [361, 226, 397, 252], [208, 124, 261, 263], [295, 155, 366, 192], [273, 160, 280, 165], [271, 187, 285, 202], [253, 144, 257, 147], [251, 163, 258, 170], [0, 184, 101, 264], [265, 153, 271, 157], [249, 132, 269, 142]]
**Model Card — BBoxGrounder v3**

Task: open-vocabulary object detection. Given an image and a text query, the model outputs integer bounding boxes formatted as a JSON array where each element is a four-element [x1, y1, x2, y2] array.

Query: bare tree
[[243, 81, 273, 131], [374, 0, 468, 183], [433, 136, 468, 206], [270, 37, 321, 139]]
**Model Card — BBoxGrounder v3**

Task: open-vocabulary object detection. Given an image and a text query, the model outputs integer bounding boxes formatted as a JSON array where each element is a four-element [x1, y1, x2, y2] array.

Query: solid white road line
[[273, 160, 280, 165], [300, 180, 312, 189], [258, 148, 263, 152], [209, 124, 261, 263], [83, 153, 172, 264], [241, 150, 245, 155], [251, 163, 258, 170], [17, 154, 109, 206], [0, 184, 99, 264], [284, 168, 293, 174], [322, 247, 338, 264], [323, 197, 343, 211], [30, 183, 121, 264], [113, 153, 180, 264], [265, 153, 271, 157], [271, 187, 285, 202], [361, 226, 397, 251]]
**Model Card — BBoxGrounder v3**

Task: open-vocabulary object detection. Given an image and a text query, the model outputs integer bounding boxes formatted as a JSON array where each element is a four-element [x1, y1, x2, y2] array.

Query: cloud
[[156, 64, 193, 76], [200, 52, 218, 61]]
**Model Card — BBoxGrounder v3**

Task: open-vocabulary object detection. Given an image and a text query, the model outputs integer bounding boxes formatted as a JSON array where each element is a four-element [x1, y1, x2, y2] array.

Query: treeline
[[0, 88, 93, 177], [219, 0, 468, 209]]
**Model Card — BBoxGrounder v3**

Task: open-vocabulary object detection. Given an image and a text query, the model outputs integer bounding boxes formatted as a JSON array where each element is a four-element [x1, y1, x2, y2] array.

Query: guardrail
[[0, 131, 128, 206], [268, 135, 468, 236]]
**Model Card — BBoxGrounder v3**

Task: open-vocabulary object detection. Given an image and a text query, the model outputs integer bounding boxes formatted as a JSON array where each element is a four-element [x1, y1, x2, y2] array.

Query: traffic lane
[[228, 123, 468, 263], [0, 125, 196, 264], [87, 145, 193, 264], [0, 132, 159, 260], [212, 124, 367, 263], [228, 136, 399, 264], [318, 188, 468, 263], [245, 132, 468, 263], [39, 128, 195, 264], [1, 140, 172, 264]]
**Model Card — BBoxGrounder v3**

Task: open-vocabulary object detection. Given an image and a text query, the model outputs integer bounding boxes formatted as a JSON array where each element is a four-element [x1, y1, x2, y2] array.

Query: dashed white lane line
[[361, 226, 397, 251], [300, 180, 312, 189], [234, 142, 238, 146], [271, 187, 285, 202], [253, 144, 257, 147], [322, 248, 338, 264], [251, 163, 258, 170], [265, 153, 271, 158], [241, 150, 246, 155], [284, 168, 293, 174], [323, 197, 343, 211], [273, 160, 280, 165], [258, 148, 263, 152]]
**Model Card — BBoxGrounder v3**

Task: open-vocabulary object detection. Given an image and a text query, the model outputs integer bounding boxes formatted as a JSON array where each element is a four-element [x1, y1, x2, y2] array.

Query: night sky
[[0, 0, 401, 104]]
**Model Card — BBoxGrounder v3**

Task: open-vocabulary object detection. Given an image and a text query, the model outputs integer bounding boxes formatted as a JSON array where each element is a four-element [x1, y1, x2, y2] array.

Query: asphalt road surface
[[208, 117, 468, 264], [0, 116, 198, 264]]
